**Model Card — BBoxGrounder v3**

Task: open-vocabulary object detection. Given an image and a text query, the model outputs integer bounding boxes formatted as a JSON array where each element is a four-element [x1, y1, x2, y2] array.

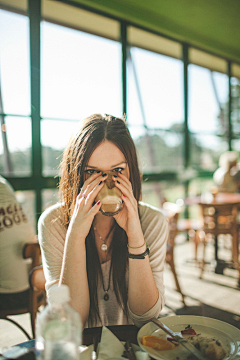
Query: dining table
[[5, 317, 240, 360], [0, 325, 139, 360], [16, 324, 139, 348], [184, 191, 240, 281], [185, 191, 240, 206]]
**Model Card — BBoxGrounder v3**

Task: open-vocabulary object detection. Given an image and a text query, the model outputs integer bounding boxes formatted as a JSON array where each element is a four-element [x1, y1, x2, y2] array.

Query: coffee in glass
[[95, 171, 122, 216]]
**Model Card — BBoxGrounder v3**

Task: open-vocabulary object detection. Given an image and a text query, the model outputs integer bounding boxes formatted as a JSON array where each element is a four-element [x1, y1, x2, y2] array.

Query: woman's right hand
[[66, 172, 107, 242]]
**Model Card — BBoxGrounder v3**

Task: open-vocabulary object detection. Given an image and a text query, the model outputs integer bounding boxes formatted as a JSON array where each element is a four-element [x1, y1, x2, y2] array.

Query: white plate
[[137, 315, 240, 360]]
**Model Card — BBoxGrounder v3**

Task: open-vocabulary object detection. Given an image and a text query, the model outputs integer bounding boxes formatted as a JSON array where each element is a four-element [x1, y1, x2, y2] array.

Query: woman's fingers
[[113, 173, 135, 201], [113, 177, 137, 215], [88, 199, 101, 217], [81, 172, 107, 199], [71, 182, 103, 230], [75, 173, 106, 215], [117, 172, 132, 187], [81, 179, 105, 213]]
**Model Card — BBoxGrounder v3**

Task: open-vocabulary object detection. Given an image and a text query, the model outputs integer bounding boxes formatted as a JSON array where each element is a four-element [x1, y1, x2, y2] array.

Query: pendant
[[104, 292, 109, 301], [101, 243, 108, 251]]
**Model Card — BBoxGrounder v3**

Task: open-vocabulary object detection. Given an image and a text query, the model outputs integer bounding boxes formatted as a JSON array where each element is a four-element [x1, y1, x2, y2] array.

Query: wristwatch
[[128, 247, 150, 259]]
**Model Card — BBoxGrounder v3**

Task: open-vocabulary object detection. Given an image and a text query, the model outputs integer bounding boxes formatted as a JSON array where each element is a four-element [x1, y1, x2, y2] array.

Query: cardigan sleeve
[[38, 204, 66, 292], [127, 202, 168, 327]]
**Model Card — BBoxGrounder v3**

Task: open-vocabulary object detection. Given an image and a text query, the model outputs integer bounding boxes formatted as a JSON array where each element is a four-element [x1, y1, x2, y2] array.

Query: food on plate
[[141, 335, 175, 350], [186, 334, 226, 360], [181, 325, 197, 336], [166, 325, 196, 345]]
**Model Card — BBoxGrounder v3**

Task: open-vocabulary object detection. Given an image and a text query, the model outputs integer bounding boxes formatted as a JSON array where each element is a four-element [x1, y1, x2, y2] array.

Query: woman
[[38, 114, 168, 328], [213, 151, 240, 193]]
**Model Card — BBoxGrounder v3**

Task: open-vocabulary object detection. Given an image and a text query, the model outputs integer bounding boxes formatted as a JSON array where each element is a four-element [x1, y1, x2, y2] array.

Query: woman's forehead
[[87, 141, 126, 168]]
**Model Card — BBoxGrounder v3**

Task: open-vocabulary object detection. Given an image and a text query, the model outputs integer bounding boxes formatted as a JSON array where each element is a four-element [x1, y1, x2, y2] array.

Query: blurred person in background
[[213, 151, 240, 193], [0, 175, 37, 310]]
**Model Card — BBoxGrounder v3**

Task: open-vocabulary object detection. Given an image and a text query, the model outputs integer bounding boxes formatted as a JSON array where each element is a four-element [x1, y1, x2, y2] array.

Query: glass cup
[[95, 171, 123, 216]]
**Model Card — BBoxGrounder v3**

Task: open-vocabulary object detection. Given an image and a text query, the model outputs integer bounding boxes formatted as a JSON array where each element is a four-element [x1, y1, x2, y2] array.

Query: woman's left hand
[[113, 173, 143, 243]]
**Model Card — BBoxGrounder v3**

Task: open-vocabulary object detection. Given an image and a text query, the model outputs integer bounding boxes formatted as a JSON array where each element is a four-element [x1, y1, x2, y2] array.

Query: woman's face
[[84, 140, 129, 180]]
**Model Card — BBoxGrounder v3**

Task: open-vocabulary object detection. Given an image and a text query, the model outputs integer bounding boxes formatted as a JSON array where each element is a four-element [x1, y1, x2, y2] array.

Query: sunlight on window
[[128, 47, 183, 129], [127, 48, 184, 175], [41, 119, 80, 176], [0, 117, 31, 176], [0, 10, 30, 116], [189, 65, 229, 134], [190, 133, 228, 170], [231, 76, 240, 135], [41, 22, 122, 121]]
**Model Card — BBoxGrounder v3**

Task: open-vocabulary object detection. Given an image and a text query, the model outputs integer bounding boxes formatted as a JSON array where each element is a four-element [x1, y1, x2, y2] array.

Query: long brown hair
[[59, 114, 142, 326]]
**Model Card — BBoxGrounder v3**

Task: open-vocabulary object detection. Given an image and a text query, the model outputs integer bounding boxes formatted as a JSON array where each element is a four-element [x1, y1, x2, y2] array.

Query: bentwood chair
[[199, 202, 240, 285], [163, 202, 186, 305], [0, 242, 46, 339]]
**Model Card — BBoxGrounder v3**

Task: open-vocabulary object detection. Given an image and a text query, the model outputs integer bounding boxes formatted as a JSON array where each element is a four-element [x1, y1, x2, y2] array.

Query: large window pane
[[15, 190, 36, 230], [0, 10, 30, 116], [189, 65, 229, 135], [231, 76, 240, 135], [42, 188, 58, 211], [41, 119, 79, 176], [142, 181, 185, 209], [0, 116, 31, 176], [127, 46, 184, 187], [130, 128, 183, 173], [128, 47, 183, 129], [41, 22, 122, 120], [232, 139, 240, 153], [190, 134, 228, 170]]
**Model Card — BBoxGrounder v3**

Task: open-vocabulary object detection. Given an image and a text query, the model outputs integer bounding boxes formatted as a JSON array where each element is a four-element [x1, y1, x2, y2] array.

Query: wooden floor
[[163, 234, 240, 329], [1, 235, 240, 350]]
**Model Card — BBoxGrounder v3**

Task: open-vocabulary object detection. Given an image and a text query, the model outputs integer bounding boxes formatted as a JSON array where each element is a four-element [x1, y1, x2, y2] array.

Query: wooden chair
[[28, 264, 46, 337], [199, 202, 240, 284], [163, 200, 204, 263], [163, 202, 186, 305], [177, 218, 204, 262], [0, 242, 46, 339]]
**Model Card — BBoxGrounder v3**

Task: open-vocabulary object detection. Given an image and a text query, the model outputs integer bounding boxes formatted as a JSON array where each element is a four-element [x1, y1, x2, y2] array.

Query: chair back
[[29, 265, 46, 291], [199, 201, 239, 272], [200, 202, 238, 236], [0, 242, 46, 339], [162, 202, 182, 249], [23, 242, 42, 269], [162, 202, 185, 304]]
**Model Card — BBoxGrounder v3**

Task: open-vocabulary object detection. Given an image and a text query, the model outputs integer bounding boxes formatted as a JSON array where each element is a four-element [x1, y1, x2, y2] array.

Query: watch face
[[2, 346, 29, 359]]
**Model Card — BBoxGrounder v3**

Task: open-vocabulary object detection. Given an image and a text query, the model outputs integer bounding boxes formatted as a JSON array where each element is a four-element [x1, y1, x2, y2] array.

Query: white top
[[0, 176, 36, 293], [213, 167, 239, 193], [38, 201, 168, 328]]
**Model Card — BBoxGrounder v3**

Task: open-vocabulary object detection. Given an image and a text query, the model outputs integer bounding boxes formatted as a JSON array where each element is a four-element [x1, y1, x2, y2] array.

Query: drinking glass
[[95, 171, 122, 216]]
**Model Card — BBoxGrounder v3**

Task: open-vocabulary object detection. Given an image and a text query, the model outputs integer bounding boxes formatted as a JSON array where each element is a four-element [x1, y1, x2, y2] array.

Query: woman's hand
[[113, 173, 144, 245], [66, 172, 107, 242]]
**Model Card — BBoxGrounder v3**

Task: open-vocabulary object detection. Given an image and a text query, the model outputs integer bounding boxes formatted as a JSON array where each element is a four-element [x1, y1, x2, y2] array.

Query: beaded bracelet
[[127, 241, 146, 249], [128, 247, 150, 259]]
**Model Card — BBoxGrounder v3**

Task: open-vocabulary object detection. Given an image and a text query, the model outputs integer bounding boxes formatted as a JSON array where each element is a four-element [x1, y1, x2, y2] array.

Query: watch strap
[[128, 247, 150, 259]]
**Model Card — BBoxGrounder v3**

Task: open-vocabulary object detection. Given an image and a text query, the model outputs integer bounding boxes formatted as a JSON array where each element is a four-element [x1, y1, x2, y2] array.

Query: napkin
[[97, 326, 150, 360], [97, 326, 125, 360]]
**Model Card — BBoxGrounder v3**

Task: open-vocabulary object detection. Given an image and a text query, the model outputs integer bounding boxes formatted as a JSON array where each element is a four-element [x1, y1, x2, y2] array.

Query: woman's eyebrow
[[85, 165, 97, 169], [86, 161, 127, 169], [110, 161, 127, 168]]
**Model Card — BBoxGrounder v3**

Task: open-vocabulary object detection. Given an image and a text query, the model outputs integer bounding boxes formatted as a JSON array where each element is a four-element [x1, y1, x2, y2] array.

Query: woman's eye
[[85, 169, 96, 175], [113, 167, 124, 173]]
